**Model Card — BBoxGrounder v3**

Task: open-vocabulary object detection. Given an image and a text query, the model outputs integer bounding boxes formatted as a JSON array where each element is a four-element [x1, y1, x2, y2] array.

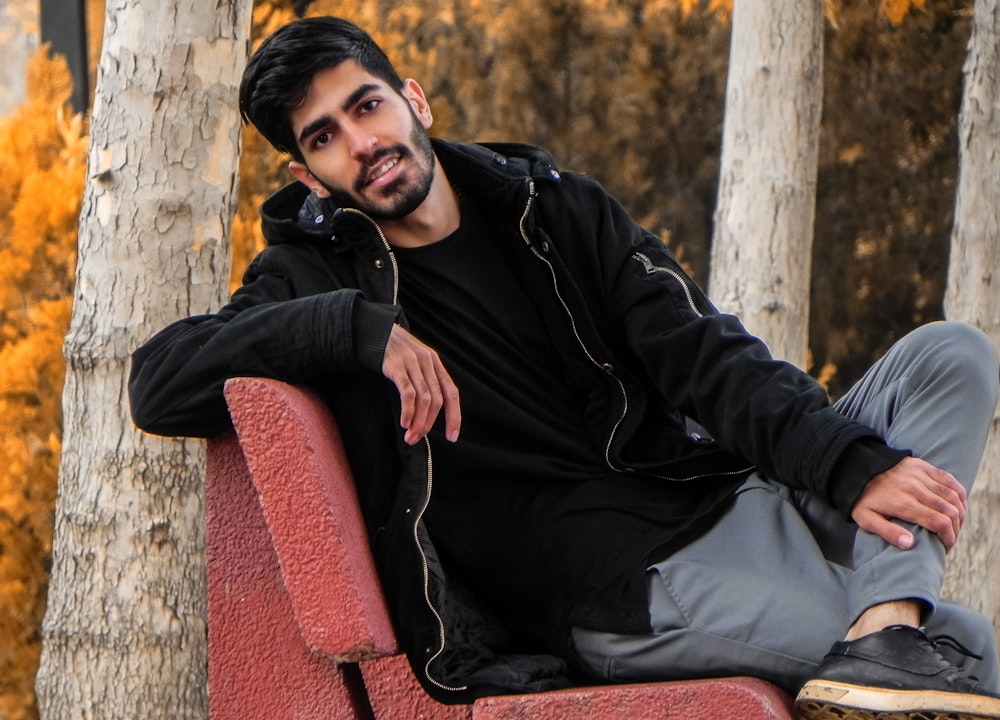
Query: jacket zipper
[[631, 251, 757, 482], [632, 251, 704, 318], [340, 208, 400, 302], [414, 437, 467, 692], [518, 180, 630, 472], [337, 207, 465, 693]]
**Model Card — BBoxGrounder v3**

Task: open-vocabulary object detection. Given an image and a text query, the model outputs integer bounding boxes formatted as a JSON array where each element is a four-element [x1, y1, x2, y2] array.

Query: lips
[[363, 154, 402, 188]]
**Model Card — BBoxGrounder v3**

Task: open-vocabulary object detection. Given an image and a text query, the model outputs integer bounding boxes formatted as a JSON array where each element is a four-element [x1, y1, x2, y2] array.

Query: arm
[[129, 245, 461, 444], [595, 197, 967, 546], [558, 177, 896, 513], [129, 250, 399, 438]]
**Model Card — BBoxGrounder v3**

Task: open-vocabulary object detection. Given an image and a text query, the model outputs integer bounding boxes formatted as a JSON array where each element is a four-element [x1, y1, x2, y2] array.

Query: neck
[[380, 162, 460, 249]]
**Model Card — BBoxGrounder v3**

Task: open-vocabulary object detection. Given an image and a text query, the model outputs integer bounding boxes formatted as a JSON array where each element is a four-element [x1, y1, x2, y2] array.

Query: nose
[[343, 122, 378, 159]]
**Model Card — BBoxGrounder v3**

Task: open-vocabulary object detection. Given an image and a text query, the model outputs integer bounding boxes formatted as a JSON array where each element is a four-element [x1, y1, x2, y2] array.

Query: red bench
[[206, 376, 800, 719]]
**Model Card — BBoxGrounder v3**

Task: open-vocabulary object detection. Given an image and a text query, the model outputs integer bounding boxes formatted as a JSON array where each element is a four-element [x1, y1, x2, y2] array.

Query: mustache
[[353, 144, 412, 193]]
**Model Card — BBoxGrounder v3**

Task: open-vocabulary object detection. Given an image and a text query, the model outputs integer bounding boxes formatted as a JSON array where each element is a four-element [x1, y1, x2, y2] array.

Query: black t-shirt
[[394, 199, 726, 639], [395, 201, 606, 483]]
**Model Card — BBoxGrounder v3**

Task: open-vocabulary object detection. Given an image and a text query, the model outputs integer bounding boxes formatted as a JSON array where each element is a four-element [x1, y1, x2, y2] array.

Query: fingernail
[[898, 534, 913, 550]]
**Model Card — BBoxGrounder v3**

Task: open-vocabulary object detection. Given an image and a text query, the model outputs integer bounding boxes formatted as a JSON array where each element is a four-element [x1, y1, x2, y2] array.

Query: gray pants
[[572, 322, 1000, 694]]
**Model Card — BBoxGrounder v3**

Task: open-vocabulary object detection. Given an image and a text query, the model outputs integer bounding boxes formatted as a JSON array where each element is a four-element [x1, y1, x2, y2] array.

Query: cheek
[[310, 155, 357, 194]]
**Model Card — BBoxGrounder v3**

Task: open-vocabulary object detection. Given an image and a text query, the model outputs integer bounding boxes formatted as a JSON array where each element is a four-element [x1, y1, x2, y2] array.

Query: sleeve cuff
[[351, 299, 402, 372], [830, 436, 912, 517]]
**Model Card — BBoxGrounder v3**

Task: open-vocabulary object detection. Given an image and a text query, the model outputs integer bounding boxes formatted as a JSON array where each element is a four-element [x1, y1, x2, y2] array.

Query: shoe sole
[[796, 679, 1000, 720]]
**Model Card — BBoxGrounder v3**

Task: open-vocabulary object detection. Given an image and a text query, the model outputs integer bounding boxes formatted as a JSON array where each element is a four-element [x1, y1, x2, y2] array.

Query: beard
[[317, 114, 436, 221]]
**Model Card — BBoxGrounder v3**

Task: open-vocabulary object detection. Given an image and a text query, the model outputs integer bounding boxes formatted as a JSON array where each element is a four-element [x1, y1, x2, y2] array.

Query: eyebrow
[[296, 82, 382, 147]]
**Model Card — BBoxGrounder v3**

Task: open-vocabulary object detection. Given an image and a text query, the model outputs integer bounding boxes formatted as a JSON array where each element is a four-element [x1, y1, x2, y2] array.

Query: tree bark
[[942, 0, 1000, 645], [708, 0, 824, 367], [0, 0, 39, 114], [35, 0, 252, 717]]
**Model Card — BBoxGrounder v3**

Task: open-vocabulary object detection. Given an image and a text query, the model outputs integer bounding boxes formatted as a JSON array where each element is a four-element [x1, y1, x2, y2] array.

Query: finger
[[911, 466, 966, 537], [406, 374, 444, 444], [855, 462, 962, 550], [882, 459, 965, 539], [854, 507, 915, 550], [436, 366, 462, 442], [881, 490, 959, 549], [406, 346, 461, 445], [394, 372, 418, 437], [910, 506, 958, 549], [382, 328, 417, 432], [926, 465, 968, 517], [389, 360, 438, 443]]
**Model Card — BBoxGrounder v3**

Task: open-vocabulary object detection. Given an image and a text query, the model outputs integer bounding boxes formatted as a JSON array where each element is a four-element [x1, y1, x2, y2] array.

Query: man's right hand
[[381, 324, 461, 445]]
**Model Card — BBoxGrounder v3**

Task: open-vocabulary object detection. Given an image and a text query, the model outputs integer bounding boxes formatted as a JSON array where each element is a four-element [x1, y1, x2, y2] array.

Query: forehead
[[289, 60, 389, 135]]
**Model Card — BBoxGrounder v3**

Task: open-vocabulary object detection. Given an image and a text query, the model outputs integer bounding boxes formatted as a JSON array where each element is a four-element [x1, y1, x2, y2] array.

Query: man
[[128, 16, 1000, 720]]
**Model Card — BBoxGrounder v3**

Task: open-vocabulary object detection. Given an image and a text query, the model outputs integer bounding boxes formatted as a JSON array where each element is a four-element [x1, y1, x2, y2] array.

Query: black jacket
[[129, 139, 906, 702]]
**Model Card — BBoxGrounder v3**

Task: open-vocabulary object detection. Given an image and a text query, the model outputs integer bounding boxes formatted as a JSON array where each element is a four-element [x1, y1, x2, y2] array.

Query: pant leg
[[831, 322, 999, 619], [833, 321, 997, 489], [572, 322, 1000, 693], [925, 601, 1000, 691], [571, 475, 1000, 694], [571, 474, 852, 693], [840, 320, 999, 690]]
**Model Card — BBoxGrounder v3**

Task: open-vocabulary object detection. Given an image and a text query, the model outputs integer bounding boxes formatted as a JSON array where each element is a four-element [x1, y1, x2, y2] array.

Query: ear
[[401, 78, 433, 130], [288, 161, 331, 198]]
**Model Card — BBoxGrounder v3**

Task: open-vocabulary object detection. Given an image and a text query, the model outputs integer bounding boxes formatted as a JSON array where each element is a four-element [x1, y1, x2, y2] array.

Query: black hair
[[239, 16, 404, 160]]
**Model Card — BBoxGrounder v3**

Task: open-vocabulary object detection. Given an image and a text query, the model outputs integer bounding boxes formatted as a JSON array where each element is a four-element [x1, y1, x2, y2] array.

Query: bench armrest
[[224, 376, 397, 661]]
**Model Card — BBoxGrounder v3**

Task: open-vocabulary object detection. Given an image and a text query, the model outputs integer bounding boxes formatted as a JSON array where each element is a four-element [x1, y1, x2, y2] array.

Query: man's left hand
[[851, 456, 967, 552]]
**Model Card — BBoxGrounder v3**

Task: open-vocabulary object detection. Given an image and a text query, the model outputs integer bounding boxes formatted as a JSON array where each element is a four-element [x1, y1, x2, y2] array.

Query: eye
[[358, 98, 381, 115], [313, 130, 332, 149]]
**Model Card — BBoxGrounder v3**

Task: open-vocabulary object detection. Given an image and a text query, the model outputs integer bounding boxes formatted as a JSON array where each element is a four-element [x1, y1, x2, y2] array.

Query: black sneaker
[[796, 625, 1000, 720]]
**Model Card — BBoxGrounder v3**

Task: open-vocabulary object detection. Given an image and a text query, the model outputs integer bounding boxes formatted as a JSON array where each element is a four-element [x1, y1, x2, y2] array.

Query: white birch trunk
[[35, 0, 252, 716], [941, 0, 1000, 645], [708, 0, 824, 367]]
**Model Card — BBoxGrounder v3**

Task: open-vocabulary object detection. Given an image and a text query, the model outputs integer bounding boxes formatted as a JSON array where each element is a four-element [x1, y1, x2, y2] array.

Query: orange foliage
[[0, 49, 85, 720], [229, 2, 299, 292], [882, 0, 927, 24]]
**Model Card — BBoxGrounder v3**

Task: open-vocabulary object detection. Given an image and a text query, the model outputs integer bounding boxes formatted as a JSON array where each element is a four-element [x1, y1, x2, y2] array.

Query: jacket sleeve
[[565, 176, 903, 514], [128, 249, 400, 439]]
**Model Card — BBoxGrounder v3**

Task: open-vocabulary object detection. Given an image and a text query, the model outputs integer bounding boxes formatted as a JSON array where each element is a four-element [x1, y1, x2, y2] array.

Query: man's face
[[288, 61, 435, 220]]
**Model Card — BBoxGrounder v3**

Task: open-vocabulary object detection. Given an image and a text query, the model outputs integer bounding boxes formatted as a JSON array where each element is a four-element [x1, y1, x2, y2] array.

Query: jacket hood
[[257, 139, 562, 248]]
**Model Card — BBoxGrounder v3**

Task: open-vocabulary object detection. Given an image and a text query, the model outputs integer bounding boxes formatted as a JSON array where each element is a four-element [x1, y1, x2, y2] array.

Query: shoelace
[[927, 631, 985, 662], [886, 624, 986, 682]]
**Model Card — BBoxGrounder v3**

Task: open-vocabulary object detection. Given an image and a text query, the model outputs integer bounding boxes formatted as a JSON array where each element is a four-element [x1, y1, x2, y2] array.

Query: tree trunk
[[942, 0, 1000, 645], [708, 0, 824, 367], [35, 0, 252, 717], [0, 0, 39, 114]]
